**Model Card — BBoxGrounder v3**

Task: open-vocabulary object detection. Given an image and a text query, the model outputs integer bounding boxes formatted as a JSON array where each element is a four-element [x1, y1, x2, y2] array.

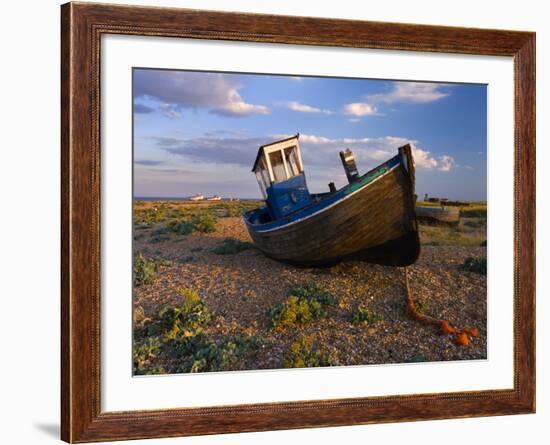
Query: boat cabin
[[252, 134, 312, 220]]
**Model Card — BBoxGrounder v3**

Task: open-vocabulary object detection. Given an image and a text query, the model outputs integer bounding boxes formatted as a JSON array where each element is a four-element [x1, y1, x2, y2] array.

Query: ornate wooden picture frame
[[61, 2, 535, 442]]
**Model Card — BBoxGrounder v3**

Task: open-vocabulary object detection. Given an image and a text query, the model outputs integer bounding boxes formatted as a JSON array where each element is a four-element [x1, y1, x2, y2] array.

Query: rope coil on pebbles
[[404, 267, 479, 346]]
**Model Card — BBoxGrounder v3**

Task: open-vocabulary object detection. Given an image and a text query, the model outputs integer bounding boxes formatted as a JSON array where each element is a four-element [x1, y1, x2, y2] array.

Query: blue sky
[[133, 69, 487, 200]]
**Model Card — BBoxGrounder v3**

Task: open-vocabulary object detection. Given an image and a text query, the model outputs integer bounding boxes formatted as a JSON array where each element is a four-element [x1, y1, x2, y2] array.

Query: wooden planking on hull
[[279, 230, 420, 268], [247, 162, 419, 265]]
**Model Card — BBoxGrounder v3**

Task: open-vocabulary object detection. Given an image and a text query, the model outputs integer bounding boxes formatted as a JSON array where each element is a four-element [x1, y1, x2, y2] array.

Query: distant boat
[[189, 194, 204, 202], [206, 195, 222, 201], [244, 134, 420, 267], [416, 206, 460, 225]]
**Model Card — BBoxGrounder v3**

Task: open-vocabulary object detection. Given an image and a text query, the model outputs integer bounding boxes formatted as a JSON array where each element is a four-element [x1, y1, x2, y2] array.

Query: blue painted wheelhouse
[[249, 134, 312, 223]]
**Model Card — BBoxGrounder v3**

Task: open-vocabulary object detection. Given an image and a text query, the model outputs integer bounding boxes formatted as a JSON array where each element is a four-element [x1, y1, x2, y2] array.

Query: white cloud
[[411, 147, 438, 170], [342, 82, 450, 120], [342, 137, 370, 144], [287, 101, 321, 113], [214, 90, 269, 116], [367, 82, 450, 104], [344, 102, 378, 117], [134, 70, 270, 117], [134, 103, 154, 114], [297, 134, 334, 144], [280, 101, 333, 114], [438, 155, 456, 172], [370, 149, 395, 161], [288, 76, 303, 82], [159, 103, 182, 119], [409, 148, 455, 172]]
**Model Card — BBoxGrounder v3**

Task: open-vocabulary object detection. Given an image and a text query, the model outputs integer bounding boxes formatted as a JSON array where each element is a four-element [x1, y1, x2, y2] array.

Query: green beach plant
[[461, 256, 487, 275], [283, 335, 338, 368], [167, 218, 195, 235], [166, 333, 261, 373], [192, 212, 218, 233], [211, 238, 254, 255], [268, 283, 336, 329], [349, 305, 383, 326], [269, 296, 317, 329], [460, 206, 487, 218], [291, 283, 337, 307], [133, 253, 156, 286], [133, 337, 161, 374], [149, 226, 170, 243], [152, 287, 213, 339]]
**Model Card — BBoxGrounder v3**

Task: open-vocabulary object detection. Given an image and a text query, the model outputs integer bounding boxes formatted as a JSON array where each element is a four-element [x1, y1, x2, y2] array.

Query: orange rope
[[404, 267, 478, 346]]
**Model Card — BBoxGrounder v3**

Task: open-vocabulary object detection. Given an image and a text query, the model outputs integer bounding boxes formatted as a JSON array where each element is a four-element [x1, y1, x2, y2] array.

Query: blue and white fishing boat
[[243, 134, 420, 267]]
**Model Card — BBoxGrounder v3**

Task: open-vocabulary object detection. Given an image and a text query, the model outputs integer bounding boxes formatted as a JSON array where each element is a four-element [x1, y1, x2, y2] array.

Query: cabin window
[[258, 158, 270, 186], [254, 157, 270, 197], [255, 171, 267, 198], [269, 150, 287, 183], [284, 146, 301, 176]]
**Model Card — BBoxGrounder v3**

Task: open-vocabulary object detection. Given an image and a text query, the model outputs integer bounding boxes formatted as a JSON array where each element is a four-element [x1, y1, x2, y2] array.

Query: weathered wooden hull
[[245, 145, 420, 267], [416, 206, 460, 225]]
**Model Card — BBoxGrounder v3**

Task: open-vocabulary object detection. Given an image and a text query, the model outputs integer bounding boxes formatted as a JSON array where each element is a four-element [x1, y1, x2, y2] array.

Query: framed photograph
[[61, 2, 535, 442]]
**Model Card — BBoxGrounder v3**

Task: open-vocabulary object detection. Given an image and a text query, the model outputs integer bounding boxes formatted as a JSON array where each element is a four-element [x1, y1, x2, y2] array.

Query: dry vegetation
[[133, 200, 487, 375]]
